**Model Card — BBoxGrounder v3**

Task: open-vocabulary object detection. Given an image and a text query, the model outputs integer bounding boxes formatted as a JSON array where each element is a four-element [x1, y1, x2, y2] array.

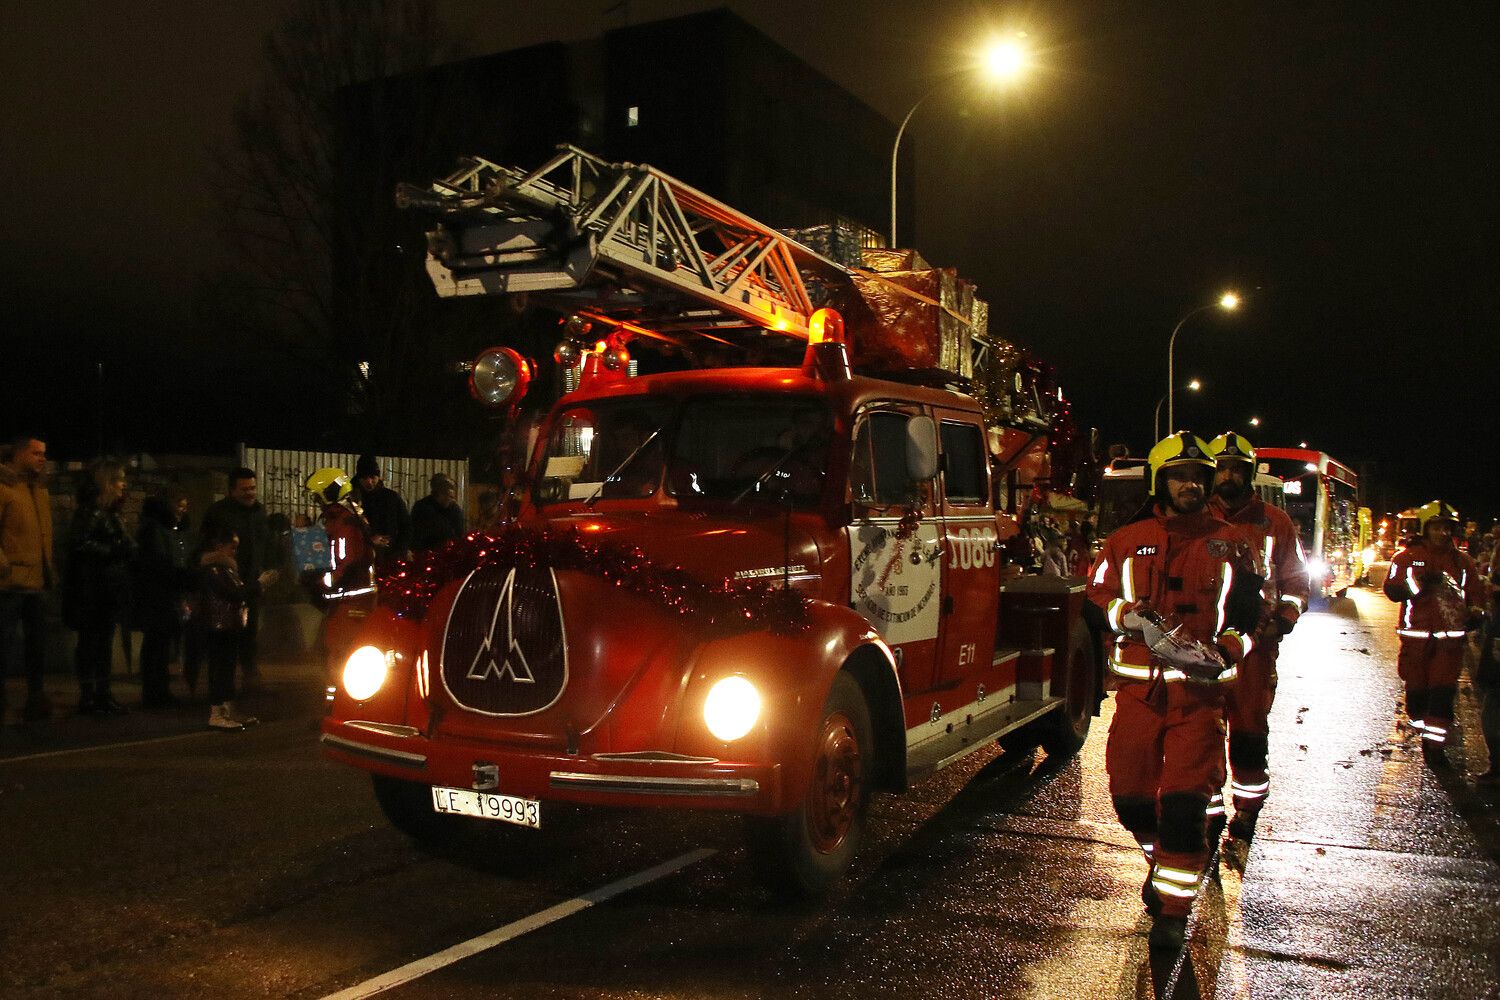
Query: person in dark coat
[[133, 489, 193, 708], [410, 472, 465, 552], [197, 523, 273, 730], [353, 454, 411, 568], [200, 468, 276, 685], [63, 460, 135, 715]]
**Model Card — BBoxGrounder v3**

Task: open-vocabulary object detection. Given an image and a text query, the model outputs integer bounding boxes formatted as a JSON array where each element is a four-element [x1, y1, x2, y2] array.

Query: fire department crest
[[1207, 539, 1230, 558], [440, 564, 568, 716]]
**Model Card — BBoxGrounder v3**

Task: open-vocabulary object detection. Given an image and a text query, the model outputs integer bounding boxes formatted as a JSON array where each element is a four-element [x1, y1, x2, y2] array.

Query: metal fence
[[237, 445, 468, 521]]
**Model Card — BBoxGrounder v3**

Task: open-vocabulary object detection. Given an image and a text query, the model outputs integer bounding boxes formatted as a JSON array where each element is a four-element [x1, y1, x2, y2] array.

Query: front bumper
[[320, 719, 783, 813]]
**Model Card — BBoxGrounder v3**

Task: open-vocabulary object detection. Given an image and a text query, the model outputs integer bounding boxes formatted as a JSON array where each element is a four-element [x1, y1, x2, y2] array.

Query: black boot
[[1228, 810, 1260, 842], [1422, 739, 1450, 769], [1149, 914, 1187, 952]]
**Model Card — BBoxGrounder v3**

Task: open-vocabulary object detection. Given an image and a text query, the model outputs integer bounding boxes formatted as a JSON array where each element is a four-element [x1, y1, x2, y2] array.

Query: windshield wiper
[[731, 439, 815, 505], [584, 428, 662, 507]]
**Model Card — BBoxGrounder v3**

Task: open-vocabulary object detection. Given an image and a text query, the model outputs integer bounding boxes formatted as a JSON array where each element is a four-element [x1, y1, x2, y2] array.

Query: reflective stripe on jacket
[[1384, 542, 1486, 635], [1210, 494, 1310, 622], [1086, 505, 1252, 684]]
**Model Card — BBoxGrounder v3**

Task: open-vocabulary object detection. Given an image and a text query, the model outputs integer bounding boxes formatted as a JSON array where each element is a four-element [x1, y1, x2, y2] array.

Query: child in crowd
[[197, 524, 273, 730]]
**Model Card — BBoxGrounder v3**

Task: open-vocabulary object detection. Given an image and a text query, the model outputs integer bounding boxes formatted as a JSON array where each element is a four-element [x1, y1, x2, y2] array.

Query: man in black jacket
[[410, 472, 465, 553], [353, 454, 410, 569], [201, 468, 276, 684]]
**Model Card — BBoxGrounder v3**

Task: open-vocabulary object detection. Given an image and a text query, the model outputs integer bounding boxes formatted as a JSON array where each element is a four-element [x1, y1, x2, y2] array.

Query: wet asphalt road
[[2, 586, 1497, 1000]]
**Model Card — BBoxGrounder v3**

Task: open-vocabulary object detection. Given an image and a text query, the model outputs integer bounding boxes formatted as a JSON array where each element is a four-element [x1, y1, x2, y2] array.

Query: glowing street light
[[1249, 416, 1262, 428], [1154, 378, 1202, 442], [1167, 290, 1241, 431], [890, 33, 1033, 247]]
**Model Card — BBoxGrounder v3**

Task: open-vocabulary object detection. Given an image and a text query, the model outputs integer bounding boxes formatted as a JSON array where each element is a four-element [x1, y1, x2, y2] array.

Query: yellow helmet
[[1147, 432, 1215, 496], [1415, 500, 1460, 533], [306, 467, 352, 504], [1207, 432, 1256, 466]]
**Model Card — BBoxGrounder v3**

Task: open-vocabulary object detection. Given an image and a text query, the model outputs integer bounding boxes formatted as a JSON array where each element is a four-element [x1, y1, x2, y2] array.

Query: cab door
[[933, 411, 1000, 688], [846, 405, 943, 696]]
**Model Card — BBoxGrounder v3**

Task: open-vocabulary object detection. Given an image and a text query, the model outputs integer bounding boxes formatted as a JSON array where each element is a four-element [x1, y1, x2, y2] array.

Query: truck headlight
[[703, 676, 761, 742], [343, 645, 391, 701]]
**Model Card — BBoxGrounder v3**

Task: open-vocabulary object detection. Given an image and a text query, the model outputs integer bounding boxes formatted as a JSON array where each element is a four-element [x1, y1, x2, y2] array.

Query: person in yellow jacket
[[0, 433, 55, 722]]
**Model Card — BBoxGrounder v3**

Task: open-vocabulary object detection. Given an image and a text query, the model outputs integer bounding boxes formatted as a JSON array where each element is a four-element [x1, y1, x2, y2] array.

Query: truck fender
[[679, 599, 905, 806]]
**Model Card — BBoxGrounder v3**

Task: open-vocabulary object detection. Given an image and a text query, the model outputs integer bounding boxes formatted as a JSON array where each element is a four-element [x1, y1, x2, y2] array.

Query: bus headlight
[[343, 645, 391, 701], [703, 676, 761, 742]]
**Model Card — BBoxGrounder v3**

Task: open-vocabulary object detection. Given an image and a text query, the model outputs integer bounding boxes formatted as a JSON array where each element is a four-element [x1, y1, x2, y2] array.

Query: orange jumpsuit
[[1211, 495, 1310, 817], [1384, 541, 1486, 744], [1088, 505, 1256, 918]]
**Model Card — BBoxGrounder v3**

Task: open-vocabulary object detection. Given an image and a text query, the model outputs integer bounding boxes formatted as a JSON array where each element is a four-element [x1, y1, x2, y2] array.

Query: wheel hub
[[807, 711, 862, 853]]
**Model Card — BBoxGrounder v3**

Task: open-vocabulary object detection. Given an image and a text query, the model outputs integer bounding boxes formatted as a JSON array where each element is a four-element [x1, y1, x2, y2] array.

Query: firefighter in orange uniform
[[1383, 501, 1488, 767], [1087, 433, 1261, 950], [1207, 433, 1310, 840]]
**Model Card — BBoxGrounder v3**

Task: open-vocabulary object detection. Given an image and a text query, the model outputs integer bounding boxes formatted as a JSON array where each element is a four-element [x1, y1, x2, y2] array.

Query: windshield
[[534, 399, 671, 504], [534, 395, 832, 507]]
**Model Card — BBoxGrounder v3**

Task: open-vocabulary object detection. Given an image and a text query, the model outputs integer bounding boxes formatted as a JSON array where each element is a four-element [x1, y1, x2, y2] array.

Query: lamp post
[[1154, 378, 1201, 443], [1248, 416, 1262, 428], [1167, 291, 1239, 432], [889, 36, 1031, 247]]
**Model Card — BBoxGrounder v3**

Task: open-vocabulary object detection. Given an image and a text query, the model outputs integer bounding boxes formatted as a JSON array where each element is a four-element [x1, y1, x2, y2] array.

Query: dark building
[[330, 7, 907, 449]]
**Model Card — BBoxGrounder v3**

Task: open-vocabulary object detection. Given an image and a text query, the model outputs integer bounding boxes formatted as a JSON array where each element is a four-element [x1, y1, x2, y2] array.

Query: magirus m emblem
[[441, 564, 568, 716]]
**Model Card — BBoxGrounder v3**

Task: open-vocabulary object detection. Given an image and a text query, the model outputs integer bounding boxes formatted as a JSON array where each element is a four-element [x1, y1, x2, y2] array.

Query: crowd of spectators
[[0, 439, 469, 730]]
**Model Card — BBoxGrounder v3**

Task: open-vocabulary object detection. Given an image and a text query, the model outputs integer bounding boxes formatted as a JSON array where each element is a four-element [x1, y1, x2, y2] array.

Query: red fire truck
[[320, 146, 1100, 895]]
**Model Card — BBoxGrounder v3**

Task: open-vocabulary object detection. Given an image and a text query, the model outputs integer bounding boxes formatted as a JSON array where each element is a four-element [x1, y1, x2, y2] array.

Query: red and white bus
[[1257, 448, 1361, 596]]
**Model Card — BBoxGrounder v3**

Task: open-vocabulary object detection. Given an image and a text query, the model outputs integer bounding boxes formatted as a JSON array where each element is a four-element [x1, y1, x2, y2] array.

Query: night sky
[[2, 2, 1495, 520]]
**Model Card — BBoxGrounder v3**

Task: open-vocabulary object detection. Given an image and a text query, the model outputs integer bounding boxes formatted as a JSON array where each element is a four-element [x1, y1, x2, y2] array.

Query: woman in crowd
[[63, 460, 135, 715]]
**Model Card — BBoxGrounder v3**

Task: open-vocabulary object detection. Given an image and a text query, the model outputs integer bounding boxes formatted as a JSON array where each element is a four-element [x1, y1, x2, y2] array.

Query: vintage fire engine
[[320, 146, 1101, 894]]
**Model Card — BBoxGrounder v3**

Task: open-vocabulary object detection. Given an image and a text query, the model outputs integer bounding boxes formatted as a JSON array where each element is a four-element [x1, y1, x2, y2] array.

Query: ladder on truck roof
[[396, 144, 853, 343]]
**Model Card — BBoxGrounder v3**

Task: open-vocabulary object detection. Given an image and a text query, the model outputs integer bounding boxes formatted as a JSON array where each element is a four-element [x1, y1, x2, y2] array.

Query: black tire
[[745, 672, 873, 898], [1040, 621, 1095, 760], [371, 774, 470, 845]]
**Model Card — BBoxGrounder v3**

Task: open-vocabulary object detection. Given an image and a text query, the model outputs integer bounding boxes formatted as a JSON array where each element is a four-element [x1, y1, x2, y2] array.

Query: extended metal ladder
[[397, 145, 851, 342]]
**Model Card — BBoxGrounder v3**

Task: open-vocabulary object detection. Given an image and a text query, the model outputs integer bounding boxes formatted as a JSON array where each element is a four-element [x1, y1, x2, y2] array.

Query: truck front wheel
[[745, 672, 873, 898]]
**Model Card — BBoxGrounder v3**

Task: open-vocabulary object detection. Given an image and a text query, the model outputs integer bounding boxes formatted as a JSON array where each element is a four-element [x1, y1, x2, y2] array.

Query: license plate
[[431, 785, 541, 828]]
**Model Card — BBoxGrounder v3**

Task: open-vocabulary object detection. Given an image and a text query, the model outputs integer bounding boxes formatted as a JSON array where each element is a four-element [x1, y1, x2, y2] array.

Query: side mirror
[[906, 415, 939, 481]]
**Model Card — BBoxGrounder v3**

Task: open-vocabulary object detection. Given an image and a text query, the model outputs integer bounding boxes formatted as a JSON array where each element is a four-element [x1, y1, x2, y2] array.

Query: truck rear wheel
[[1040, 621, 1094, 760], [745, 672, 873, 898], [371, 774, 469, 846]]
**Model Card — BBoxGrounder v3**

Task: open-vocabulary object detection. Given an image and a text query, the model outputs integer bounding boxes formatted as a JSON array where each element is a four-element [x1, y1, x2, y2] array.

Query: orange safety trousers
[[1106, 680, 1228, 918], [1224, 638, 1279, 815], [1397, 636, 1464, 745]]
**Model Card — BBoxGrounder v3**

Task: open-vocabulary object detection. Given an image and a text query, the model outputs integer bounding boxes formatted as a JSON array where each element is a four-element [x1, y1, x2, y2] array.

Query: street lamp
[[889, 34, 1032, 247], [1154, 378, 1202, 442], [1249, 416, 1262, 428], [1167, 291, 1240, 431]]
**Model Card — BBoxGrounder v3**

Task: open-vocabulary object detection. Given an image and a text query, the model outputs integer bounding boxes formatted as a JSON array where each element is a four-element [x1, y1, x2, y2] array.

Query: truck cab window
[[852, 411, 917, 507], [939, 420, 987, 505]]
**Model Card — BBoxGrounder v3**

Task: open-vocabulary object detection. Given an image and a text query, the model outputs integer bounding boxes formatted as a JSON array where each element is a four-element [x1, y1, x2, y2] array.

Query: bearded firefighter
[[1207, 432, 1309, 841], [1383, 501, 1488, 767], [1087, 433, 1262, 950]]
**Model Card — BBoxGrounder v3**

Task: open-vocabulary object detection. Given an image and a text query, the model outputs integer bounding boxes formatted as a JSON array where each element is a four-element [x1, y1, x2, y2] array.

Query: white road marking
[[0, 728, 228, 764], [320, 847, 717, 999]]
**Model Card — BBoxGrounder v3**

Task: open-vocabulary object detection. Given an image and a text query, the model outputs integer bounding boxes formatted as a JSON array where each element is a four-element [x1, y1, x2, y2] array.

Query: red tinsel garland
[[377, 527, 810, 633]]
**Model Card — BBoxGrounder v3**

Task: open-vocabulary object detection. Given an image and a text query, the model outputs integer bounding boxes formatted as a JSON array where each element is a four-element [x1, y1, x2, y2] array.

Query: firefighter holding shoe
[[1383, 501, 1488, 767], [1087, 433, 1263, 951], [1207, 432, 1310, 841]]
